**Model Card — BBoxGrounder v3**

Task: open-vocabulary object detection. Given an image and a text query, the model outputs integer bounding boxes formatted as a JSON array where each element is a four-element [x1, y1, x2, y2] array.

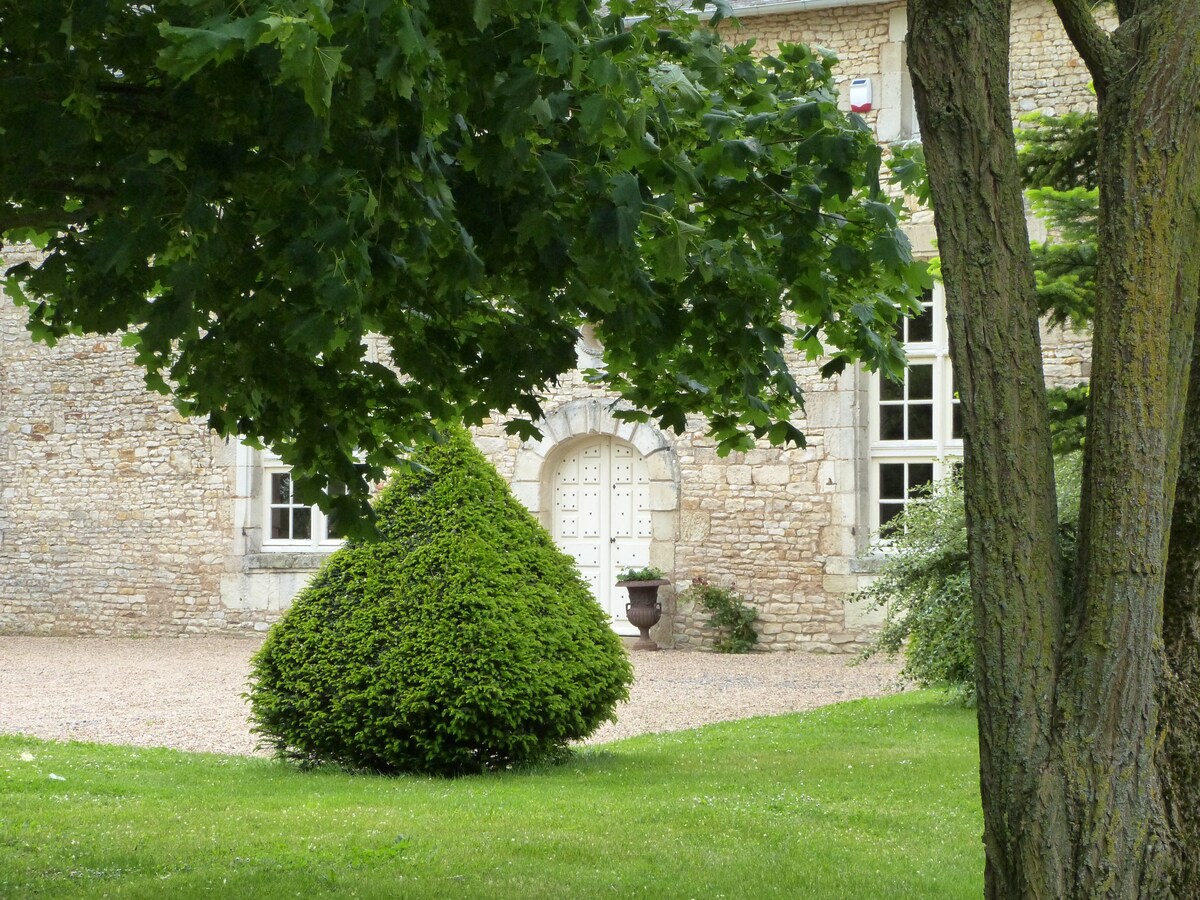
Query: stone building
[[0, 0, 1092, 647]]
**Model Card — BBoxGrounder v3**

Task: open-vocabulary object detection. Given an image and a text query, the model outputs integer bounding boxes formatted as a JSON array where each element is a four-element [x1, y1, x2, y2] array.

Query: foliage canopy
[[0, 0, 927, 531]]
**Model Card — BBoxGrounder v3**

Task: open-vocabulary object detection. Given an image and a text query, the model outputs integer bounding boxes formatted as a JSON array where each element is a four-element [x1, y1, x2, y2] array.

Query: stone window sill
[[244, 552, 333, 572], [850, 555, 888, 575]]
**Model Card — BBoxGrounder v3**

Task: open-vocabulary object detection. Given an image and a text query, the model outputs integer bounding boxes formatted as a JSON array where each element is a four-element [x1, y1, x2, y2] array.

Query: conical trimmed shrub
[[248, 427, 633, 775]]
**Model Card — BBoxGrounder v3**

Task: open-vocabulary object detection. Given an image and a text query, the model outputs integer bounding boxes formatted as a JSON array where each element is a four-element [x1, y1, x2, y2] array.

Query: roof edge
[[721, 0, 893, 16], [622, 1, 893, 26]]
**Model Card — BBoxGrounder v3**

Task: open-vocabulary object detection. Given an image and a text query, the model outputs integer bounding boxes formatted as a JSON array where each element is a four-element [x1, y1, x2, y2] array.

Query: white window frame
[[868, 282, 962, 536], [260, 452, 345, 552]]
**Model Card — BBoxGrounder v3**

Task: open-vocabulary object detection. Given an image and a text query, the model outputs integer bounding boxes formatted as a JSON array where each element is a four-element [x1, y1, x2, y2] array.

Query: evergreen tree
[[1019, 110, 1098, 330], [249, 427, 633, 776]]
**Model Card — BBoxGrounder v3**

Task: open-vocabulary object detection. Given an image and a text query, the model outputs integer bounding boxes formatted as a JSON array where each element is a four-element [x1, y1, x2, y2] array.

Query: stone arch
[[510, 399, 680, 578]]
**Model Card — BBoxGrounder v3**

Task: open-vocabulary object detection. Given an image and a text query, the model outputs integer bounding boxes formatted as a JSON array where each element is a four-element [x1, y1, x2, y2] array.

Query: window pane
[[908, 364, 933, 400], [292, 508, 312, 540], [272, 473, 292, 504], [908, 463, 934, 494], [880, 502, 904, 536], [880, 406, 905, 440], [325, 508, 344, 540], [908, 305, 934, 343], [952, 403, 963, 439], [880, 463, 905, 499], [271, 508, 291, 540], [880, 374, 904, 401], [908, 403, 933, 440]]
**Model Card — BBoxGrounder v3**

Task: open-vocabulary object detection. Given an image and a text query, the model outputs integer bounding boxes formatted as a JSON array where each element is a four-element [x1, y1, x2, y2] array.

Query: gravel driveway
[[0, 636, 902, 756]]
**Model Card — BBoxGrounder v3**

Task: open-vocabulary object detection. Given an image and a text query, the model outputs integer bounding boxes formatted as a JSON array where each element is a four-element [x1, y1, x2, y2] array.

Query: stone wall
[[723, 2, 897, 133], [669, 366, 867, 651], [725, 0, 1100, 134], [1041, 322, 1092, 388], [471, 342, 871, 652], [0, 248, 242, 635], [0, 1, 1098, 644], [1011, 0, 1111, 119]]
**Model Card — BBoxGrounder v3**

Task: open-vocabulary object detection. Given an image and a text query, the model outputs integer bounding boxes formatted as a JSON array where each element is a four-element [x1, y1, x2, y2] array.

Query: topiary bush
[[248, 427, 633, 776]]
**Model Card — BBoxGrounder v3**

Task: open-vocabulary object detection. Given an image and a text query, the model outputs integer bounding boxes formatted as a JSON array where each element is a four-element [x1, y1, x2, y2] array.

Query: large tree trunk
[[910, 0, 1200, 896], [1162, 324, 1200, 899], [1053, 0, 1200, 893], [906, 2, 1068, 896]]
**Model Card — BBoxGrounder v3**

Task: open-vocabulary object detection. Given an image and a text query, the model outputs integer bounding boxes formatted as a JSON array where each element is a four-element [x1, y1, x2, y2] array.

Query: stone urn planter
[[617, 575, 670, 651]]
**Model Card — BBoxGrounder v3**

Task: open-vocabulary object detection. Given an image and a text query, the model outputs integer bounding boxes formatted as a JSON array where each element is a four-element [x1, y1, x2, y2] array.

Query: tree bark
[[1161, 322, 1200, 899], [906, 3, 1068, 896], [910, 0, 1200, 896], [1055, 1, 1200, 893]]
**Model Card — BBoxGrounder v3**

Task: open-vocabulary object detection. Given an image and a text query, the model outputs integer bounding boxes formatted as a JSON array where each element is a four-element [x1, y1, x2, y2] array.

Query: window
[[262, 464, 345, 551], [869, 283, 961, 536], [876, 460, 935, 530], [879, 362, 934, 441]]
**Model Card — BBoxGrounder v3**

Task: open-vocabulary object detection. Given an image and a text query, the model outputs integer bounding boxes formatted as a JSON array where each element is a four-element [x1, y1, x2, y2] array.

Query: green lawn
[[0, 692, 982, 899]]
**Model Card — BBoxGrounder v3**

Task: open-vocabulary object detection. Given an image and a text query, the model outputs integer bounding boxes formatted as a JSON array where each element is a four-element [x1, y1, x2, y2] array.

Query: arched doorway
[[551, 436, 653, 634], [506, 398, 680, 637]]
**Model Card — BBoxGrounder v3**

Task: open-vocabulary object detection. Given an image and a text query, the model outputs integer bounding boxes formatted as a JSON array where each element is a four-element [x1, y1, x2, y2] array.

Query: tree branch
[[1052, 0, 1121, 95]]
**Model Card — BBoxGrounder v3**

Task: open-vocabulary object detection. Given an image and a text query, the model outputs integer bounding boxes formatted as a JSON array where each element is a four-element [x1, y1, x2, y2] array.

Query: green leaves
[[649, 62, 706, 111], [610, 172, 643, 247], [157, 17, 266, 81], [472, 0, 492, 31], [1019, 113, 1099, 327], [248, 427, 633, 775], [872, 229, 912, 271], [886, 142, 931, 207], [158, 4, 344, 115], [538, 23, 578, 74], [681, 580, 758, 652], [1017, 110, 1098, 192], [2, 0, 925, 521]]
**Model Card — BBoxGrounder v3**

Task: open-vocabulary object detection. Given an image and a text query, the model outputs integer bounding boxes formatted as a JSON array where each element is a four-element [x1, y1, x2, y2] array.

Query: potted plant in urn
[[616, 566, 670, 651]]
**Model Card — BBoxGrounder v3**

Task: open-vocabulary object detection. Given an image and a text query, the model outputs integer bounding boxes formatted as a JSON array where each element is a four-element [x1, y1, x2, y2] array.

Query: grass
[[0, 692, 982, 899]]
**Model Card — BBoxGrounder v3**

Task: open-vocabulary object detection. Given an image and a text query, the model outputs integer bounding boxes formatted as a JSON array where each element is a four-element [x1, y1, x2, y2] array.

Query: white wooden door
[[552, 437, 652, 633]]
